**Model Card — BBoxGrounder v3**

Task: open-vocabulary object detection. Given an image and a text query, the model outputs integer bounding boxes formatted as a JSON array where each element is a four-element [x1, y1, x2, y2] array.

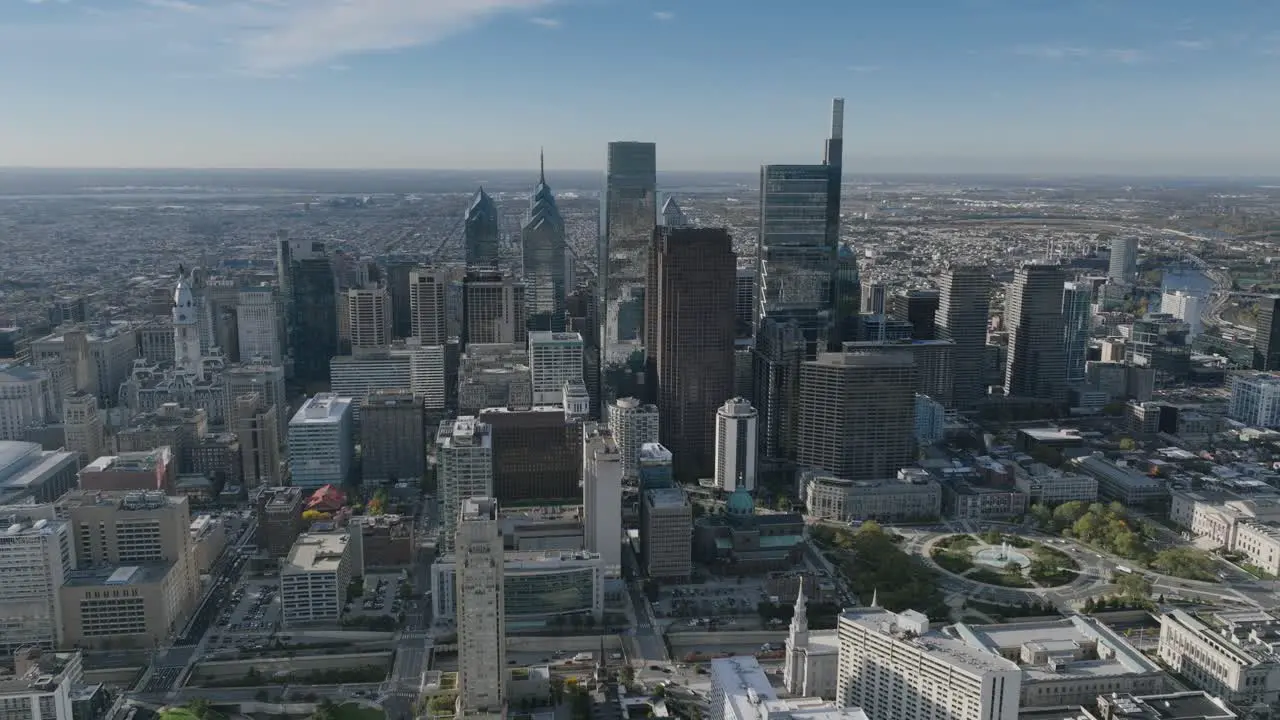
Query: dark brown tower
[[646, 227, 736, 480]]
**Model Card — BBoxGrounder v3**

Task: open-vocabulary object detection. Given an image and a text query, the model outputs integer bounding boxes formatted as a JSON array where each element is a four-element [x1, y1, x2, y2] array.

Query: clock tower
[[173, 272, 204, 381]]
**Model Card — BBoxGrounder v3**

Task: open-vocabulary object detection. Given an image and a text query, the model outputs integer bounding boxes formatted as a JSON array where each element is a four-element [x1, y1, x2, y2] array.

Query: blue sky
[[1, 0, 1278, 174]]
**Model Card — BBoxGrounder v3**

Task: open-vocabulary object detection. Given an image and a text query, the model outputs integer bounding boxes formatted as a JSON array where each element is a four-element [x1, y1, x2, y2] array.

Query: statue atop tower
[[173, 270, 204, 381]]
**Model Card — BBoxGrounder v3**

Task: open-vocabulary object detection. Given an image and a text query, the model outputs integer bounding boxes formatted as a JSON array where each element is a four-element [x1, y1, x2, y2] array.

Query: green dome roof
[[726, 488, 755, 516]]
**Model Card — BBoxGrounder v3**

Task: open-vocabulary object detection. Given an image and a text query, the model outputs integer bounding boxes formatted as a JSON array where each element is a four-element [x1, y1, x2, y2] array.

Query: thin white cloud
[[1014, 44, 1147, 64], [652, 10, 674, 21], [528, 16, 561, 28], [848, 64, 880, 74], [1173, 39, 1211, 51], [141, 0, 201, 11]]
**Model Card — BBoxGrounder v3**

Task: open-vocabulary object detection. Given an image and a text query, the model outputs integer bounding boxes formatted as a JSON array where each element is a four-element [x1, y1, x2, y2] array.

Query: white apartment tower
[[1162, 290, 1204, 338], [1229, 373, 1280, 429], [436, 417, 494, 552], [287, 394, 354, 489], [582, 423, 623, 575], [529, 331, 584, 405], [236, 285, 283, 364], [347, 286, 393, 351], [607, 397, 659, 480], [0, 506, 75, 653], [715, 397, 758, 493], [409, 267, 450, 345], [455, 497, 506, 719]]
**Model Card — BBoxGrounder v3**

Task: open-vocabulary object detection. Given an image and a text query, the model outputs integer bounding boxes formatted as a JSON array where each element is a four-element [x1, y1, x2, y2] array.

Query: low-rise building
[[59, 563, 188, 649], [800, 471, 942, 523], [0, 442, 79, 506], [0, 648, 83, 720], [189, 515, 228, 573], [1014, 468, 1098, 506], [354, 514, 414, 569], [77, 448, 175, 492], [1072, 456, 1167, 507], [279, 531, 356, 627], [1157, 609, 1280, 706], [712, 655, 867, 720]]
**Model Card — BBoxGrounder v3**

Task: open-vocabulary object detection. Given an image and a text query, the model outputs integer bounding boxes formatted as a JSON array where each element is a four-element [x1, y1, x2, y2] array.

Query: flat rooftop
[[709, 656, 777, 720], [283, 532, 351, 574], [646, 487, 687, 509], [949, 615, 1161, 679], [841, 607, 1020, 675], [64, 562, 173, 588]]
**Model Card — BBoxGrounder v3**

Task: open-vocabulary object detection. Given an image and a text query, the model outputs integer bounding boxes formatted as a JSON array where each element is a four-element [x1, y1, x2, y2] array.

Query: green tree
[[187, 700, 212, 720], [1116, 572, 1152, 600]]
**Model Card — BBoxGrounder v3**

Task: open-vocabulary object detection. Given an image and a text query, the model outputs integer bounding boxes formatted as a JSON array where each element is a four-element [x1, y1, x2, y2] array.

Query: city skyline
[[1, 0, 1278, 174]]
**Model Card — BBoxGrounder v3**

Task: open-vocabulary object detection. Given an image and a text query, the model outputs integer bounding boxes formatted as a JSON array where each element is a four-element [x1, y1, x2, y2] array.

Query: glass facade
[[1062, 281, 1091, 385], [599, 142, 657, 366], [505, 565, 596, 619], [522, 169, 569, 332], [465, 187, 501, 268]]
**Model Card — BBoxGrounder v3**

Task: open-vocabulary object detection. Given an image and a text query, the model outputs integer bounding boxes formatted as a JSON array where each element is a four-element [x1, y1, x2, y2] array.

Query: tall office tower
[[480, 406, 583, 504], [753, 318, 806, 462], [48, 295, 88, 327], [346, 285, 392, 352], [454, 497, 506, 719], [646, 227, 736, 480], [937, 266, 992, 411], [582, 423, 622, 575], [278, 238, 338, 383], [641, 485, 691, 581], [1109, 236, 1139, 283], [0, 327, 30, 363], [1004, 264, 1068, 402], [1128, 314, 1192, 387], [286, 393, 354, 489], [236, 285, 283, 364], [360, 389, 424, 486], [464, 187, 501, 269], [734, 261, 757, 340], [599, 141, 658, 372], [0, 505, 73, 653], [756, 99, 847, 352], [529, 331, 584, 404], [1161, 290, 1204, 338], [522, 153, 571, 332], [409, 266, 450, 345], [1256, 297, 1280, 371], [0, 365, 53, 441], [889, 289, 941, 340], [837, 607, 1021, 720], [235, 392, 281, 488], [861, 283, 887, 315], [1062, 281, 1092, 386], [796, 348, 916, 481], [462, 270, 527, 348], [384, 260, 416, 340], [660, 196, 688, 228], [63, 392, 104, 464], [607, 397, 659, 480], [226, 361, 288, 440], [715, 398, 758, 493], [436, 417, 494, 552]]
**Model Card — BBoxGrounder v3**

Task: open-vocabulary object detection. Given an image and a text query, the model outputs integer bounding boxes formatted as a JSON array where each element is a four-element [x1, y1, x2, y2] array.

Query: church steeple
[[789, 585, 809, 644], [784, 584, 810, 695]]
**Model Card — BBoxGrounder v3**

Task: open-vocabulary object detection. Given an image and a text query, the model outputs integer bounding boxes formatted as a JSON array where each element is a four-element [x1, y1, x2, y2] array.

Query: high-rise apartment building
[[1229, 373, 1280, 428], [287, 394, 354, 489], [755, 99, 847, 350], [528, 331, 584, 405], [1062, 281, 1092, 386], [861, 283, 887, 316], [462, 270, 527, 348], [1109, 237, 1139, 283], [0, 505, 74, 653], [455, 497, 506, 719], [1004, 264, 1068, 402], [889, 289, 940, 341], [599, 141, 658, 371], [837, 607, 1021, 720], [937, 266, 991, 411], [1161, 290, 1204, 338], [346, 286, 392, 352], [464, 187, 501, 269], [796, 348, 916, 482], [360, 389, 424, 486], [436, 418, 494, 552], [607, 397, 659, 480], [234, 392, 281, 488], [715, 398, 758, 493], [408, 267, 450, 345], [582, 423, 622, 575], [522, 155, 571, 332], [277, 238, 338, 383], [646, 227, 736, 480], [236, 285, 283, 364]]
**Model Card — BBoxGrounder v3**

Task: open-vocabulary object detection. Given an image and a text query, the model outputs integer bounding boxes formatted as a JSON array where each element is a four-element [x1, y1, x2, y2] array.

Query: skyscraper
[[464, 187, 501, 268], [1062, 281, 1091, 385], [528, 331, 584, 405], [346, 285, 392, 352], [937, 266, 991, 410], [236, 285, 283, 364], [599, 141, 657, 369], [461, 270, 527, 348], [715, 398, 758, 493], [1109, 237, 1138, 283], [522, 152, 570, 332], [173, 273, 204, 380], [796, 348, 916, 481], [1004, 264, 1068, 402], [755, 99, 847, 351], [582, 423, 622, 575], [1161, 290, 1204, 338], [753, 318, 806, 462], [646, 227, 736, 480], [384, 260, 417, 340], [409, 267, 449, 345], [455, 497, 506, 719], [278, 238, 338, 383], [607, 397, 659, 480], [660, 196, 688, 228], [436, 417, 494, 552], [889, 289, 941, 341]]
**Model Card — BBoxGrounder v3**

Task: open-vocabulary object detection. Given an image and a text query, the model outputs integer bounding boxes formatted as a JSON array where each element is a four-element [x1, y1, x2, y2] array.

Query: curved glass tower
[[465, 187, 501, 268]]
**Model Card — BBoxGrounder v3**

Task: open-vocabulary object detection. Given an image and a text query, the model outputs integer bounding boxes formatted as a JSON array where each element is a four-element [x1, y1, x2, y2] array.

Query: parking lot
[[350, 573, 410, 618], [210, 580, 280, 644], [652, 577, 773, 624]]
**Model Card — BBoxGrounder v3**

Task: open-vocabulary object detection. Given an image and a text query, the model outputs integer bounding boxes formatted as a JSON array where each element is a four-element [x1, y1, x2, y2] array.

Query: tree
[[187, 700, 212, 720], [1119, 437, 1137, 451], [981, 530, 1003, 545], [1116, 572, 1152, 600]]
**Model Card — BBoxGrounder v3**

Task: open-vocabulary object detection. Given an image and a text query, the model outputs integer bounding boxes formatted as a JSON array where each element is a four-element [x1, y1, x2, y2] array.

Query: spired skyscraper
[[464, 187, 501, 268], [599, 141, 658, 371], [522, 151, 570, 332]]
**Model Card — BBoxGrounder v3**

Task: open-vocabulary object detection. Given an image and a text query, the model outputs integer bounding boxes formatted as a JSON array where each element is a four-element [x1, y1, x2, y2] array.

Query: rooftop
[[529, 331, 584, 345], [81, 448, 171, 474], [64, 562, 174, 588], [948, 615, 1161, 680], [291, 393, 352, 425], [283, 532, 352, 574], [841, 607, 1020, 675], [709, 656, 777, 720], [646, 487, 687, 509]]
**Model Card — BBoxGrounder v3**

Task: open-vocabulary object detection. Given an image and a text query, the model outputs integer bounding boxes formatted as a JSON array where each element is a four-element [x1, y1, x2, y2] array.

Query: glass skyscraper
[[1062, 281, 1091, 385], [522, 153, 569, 332], [464, 187, 501, 268], [599, 141, 657, 366]]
